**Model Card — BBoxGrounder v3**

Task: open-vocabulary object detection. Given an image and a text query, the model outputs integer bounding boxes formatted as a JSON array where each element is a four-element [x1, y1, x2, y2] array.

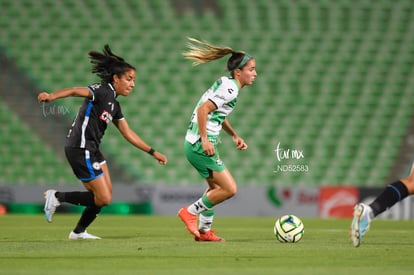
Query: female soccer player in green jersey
[[178, 38, 257, 241]]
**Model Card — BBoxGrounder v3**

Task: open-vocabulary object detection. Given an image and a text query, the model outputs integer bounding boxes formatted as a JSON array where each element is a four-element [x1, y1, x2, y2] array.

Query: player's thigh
[[100, 162, 113, 194], [82, 176, 112, 206]]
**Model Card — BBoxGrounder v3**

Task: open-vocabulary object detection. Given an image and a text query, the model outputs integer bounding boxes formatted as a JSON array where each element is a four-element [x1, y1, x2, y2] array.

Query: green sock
[[201, 193, 214, 209]]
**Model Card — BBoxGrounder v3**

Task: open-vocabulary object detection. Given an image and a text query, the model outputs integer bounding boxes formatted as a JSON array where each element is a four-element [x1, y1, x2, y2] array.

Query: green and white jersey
[[186, 76, 240, 144]]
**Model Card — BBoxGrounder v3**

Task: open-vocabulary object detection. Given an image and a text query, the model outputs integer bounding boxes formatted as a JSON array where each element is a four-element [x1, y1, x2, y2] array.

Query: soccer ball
[[274, 214, 304, 243]]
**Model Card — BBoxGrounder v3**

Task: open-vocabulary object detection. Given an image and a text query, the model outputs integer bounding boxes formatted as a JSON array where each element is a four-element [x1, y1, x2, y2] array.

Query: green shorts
[[184, 140, 226, 178]]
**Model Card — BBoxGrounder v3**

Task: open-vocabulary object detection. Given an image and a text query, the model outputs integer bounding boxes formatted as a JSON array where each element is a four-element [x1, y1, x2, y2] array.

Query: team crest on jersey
[[100, 110, 113, 124]]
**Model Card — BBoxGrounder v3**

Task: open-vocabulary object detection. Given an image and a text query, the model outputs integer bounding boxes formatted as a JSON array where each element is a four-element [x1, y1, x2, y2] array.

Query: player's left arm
[[222, 119, 248, 150], [38, 87, 92, 102], [113, 118, 167, 165]]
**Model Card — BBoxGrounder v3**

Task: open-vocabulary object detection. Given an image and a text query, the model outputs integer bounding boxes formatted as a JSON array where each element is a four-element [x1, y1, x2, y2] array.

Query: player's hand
[[233, 135, 248, 150], [153, 151, 167, 165], [201, 140, 215, 156], [38, 92, 53, 102]]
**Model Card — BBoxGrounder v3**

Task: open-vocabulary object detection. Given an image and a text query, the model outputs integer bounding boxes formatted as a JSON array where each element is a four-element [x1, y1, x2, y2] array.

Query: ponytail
[[182, 37, 252, 75], [88, 44, 135, 84], [182, 37, 234, 66]]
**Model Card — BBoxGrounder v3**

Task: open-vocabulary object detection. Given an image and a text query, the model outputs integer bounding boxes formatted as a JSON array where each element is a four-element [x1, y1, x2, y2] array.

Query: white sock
[[187, 198, 209, 215], [366, 205, 374, 220], [199, 213, 214, 233]]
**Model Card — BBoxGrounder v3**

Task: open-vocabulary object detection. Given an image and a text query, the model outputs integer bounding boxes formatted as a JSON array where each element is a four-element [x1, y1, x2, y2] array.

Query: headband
[[237, 53, 252, 69]]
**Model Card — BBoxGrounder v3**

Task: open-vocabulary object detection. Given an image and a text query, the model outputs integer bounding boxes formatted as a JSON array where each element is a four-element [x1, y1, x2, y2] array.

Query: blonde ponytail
[[182, 37, 234, 66]]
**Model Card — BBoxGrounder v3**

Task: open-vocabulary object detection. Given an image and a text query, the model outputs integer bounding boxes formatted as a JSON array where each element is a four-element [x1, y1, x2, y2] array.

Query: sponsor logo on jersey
[[100, 110, 113, 124], [213, 94, 226, 101]]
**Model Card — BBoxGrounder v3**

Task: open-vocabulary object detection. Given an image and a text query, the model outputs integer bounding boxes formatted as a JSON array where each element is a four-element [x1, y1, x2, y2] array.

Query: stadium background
[[1, 0, 414, 217]]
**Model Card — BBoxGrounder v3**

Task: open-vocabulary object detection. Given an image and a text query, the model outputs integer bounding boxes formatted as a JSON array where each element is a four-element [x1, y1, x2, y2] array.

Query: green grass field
[[1, 214, 413, 275]]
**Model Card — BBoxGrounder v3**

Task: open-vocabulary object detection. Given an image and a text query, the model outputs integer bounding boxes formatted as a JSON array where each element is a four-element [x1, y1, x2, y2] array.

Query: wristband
[[148, 148, 155, 155]]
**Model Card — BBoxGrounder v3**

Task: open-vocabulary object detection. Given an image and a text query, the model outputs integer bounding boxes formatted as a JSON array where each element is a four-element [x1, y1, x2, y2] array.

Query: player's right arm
[[38, 87, 92, 102], [197, 99, 217, 156]]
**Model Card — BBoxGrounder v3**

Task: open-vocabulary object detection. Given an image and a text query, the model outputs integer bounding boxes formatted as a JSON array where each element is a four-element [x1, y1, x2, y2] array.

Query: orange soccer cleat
[[195, 230, 225, 242], [178, 207, 200, 238]]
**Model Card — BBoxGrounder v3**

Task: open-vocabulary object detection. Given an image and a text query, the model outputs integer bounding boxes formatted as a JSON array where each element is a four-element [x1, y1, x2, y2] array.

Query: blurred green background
[[1, 0, 414, 188]]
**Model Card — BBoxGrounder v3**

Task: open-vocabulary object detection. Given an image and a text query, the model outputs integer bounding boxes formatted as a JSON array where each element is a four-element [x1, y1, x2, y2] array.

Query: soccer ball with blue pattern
[[274, 214, 304, 243]]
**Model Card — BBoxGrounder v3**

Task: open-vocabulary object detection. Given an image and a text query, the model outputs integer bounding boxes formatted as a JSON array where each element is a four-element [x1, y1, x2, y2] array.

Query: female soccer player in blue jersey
[[178, 38, 257, 241], [38, 45, 167, 239]]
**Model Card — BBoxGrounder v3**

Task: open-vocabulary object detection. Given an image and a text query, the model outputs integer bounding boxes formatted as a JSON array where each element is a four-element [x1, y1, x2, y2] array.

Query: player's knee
[[95, 195, 112, 207], [224, 185, 237, 199]]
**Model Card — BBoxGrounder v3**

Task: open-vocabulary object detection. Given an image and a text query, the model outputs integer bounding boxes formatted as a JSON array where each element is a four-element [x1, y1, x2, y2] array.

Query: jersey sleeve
[[208, 80, 237, 109], [113, 101, 124, 120], [87, 87, 95, 101], [87, 83, 103, 102]]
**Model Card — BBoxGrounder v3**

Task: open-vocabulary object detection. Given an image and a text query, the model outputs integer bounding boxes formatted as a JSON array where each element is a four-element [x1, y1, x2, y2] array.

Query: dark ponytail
[[88, 44, 135, 84]]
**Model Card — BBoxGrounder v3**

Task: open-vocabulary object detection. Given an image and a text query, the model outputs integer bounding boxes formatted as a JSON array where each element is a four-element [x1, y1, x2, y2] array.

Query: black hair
[[88, 44, 135, 84], [227, 52, 248, 76]]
